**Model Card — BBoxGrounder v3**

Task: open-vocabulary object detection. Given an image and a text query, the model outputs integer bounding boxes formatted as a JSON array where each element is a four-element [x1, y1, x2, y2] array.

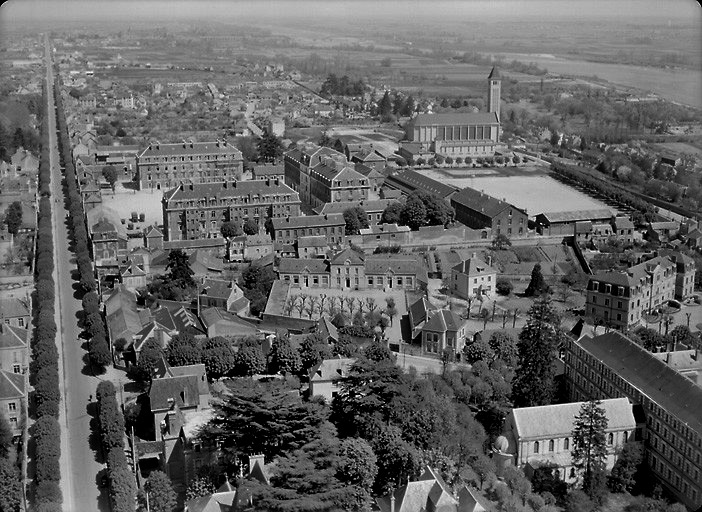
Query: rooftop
[[575, 332, 702, 434], [271, 213, 344, 230], [410, 112, 499, 127], [451, 187, 523, 217], [138, 140, 242, 159], [148, 374, 201, 411], [424, 309, 466, 333], [0, 324, 29, 350], [309, 357, 355, 382], [386, 170, 457, 199], [0, 369, 25, 400], [539, 209, 615, 224], [0, 297, 30, 318], [164, 179, 298, 202]]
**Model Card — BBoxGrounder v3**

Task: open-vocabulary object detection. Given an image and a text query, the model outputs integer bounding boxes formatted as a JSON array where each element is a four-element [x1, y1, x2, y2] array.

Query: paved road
[[44, 37, 109, 512]]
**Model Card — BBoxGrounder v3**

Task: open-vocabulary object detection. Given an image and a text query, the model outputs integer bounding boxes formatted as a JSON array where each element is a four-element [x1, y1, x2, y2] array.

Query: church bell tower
[[487, 66, 501, 122]]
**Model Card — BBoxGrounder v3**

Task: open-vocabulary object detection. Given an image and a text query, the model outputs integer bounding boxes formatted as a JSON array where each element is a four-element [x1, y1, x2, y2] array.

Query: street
[[44, 38, 109, 512]]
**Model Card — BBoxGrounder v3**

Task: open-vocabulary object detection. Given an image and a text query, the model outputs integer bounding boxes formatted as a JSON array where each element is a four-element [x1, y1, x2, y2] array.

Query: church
[[400, 67, 502, 160]]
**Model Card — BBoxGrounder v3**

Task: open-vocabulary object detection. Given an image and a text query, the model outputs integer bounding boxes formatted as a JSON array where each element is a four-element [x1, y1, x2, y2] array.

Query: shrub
[[35, 480, 63, 503], [496, 277, 514, 296]]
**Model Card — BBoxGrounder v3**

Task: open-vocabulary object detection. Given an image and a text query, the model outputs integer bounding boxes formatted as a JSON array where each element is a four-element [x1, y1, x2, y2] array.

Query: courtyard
[[99, 183, 165, 240]]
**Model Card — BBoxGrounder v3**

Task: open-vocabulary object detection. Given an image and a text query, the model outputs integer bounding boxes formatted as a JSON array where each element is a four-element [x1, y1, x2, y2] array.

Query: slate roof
[[271, 213, 344, 230], [364, 256, 418, 275], [145, 225, 163, 238], [488, 66, 502, 80], [105, 286, 144, 342], [252, 164, 284, 178], [0, 369, 25, 400], [451, 187, 523, 217], [309, 357, 355, 382], [452, 257, 496, 276], [330, 247, 365, 266], [200, 279, 238, 301], [613, 216, 635, 230], [377, 466, 457, 512], [510, 397, 636, 440], [309, 162, 366, 182], [149, 375, 201, 411], [316, 199, 397, 215], [576, 331, 702, 434], [410, 112, 499, 127], [409, 296, 436, 329], [189, 250, 224, 274], [278, 258, 329, 274], [539, 209, 614, 224], [199, 307, 258, 337], [246, 233, 273, 246], [590, 255, 676, 288], [317, 316, 339, 342], [297, 235, 329, 248], [0, 324, 29, 349], [138, 141, 242, 159], [423, 309, 466, 333], [385, 170, 458, 199], [0, 298, 30, 318], [164, 179, 298, 202]]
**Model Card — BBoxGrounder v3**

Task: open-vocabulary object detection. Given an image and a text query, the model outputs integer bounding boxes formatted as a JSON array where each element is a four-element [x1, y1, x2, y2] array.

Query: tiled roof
[[451, 187, 521, 217], [164, 180, 298, 202], [411, 112, 499, 127], [0, 324, 29, 349], [318, 316, 338, 342], [408, 297, 436, 329], [199, 307, 258, 336], [309, 162, 366, 182], [386, 170, 457, 199], [309, 357, 355, 381], [576, 331, 702, 434], [0, 369, 25, 400], [168, 364, 209, 397], [190, 250, 224, 273], [278, 258, 329, 274], [510, 397, 636, 440], [271, 213, 344, 230], [252, 164, 284, 177], [148, 375, 201, 411], [145, 225, 163, 238], [423, 309, 465, 333], [138, 141, 242, 159], [246, 233, 273, 246], [0, 298, 30, 318], [613, 217, 635, 229]]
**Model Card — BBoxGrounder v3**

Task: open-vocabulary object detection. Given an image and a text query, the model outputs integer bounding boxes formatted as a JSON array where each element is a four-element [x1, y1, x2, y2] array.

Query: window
[[608, 433, 614, 445], [564, 438, 570, 450], [8, 402, 16, 412], [18, 318, 24, 327], [623, 431, 628, 443], [13, 364, 20, 374], [534, 441, 540, 454], [549, 440, 554, 452], [570, 468, 576, 479]]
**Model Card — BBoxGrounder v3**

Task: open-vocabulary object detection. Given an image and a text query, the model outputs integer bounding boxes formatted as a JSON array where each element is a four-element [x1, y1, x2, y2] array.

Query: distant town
[[1, 5, 701, 512]]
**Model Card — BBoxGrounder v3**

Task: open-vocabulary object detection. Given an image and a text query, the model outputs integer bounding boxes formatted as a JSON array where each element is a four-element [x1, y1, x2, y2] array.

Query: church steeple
[[487, 66, 501, 122]]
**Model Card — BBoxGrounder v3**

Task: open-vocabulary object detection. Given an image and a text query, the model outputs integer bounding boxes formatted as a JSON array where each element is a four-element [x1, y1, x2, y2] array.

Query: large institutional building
[[586, 252, 695, 330], [161, 180, 300, 241], [401, 67, 502, 159], [565, 332, 702, 510], [283, 144, 370, 208], [136, 140, 244, 191]]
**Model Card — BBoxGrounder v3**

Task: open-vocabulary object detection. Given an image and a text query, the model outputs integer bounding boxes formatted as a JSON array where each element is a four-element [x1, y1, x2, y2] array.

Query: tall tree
[[0, 457, 22, 512], [220, 221, 242, 239], [201, 336, 237, 379], [343, 207, 369, 235], [337, 437, 377, 511], [572, 399, 609, 502], [0, 414, 12, 456], [198, 379, 326, 469], [488, 331, 518, 367], [399, 193, 427, 230], [166, 333, 201, 367], [166, 248, 195, 289], [243, 218, 259, 235], [420, 191, 454, 226], [380, 202, 403, 225], [130, 338, 163, 383], [4, 202, 22, 235], [299, 332, 332, 376], [378, 91, 393, 122], [257, 128, 283, 163], [102, 165, 118, 191], [268, 334, 302, 375], [608, 442, 644, 493], [525, 263, 549, 296], [512, 296, 560, 407], [139, 471, 176, 512]]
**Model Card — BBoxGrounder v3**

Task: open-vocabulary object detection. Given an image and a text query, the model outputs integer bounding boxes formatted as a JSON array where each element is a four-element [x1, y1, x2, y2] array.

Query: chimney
[[666, 352, 671, 364], [182, 139, 187, 148], [390, 491, 396, 512], [693, 349, 698, 361], [324, 214, 328, 220], [275, 178, 280, 186], [181, 389, 187, 403], [189, 183, 194, 191], [189, 139, 194, 148], [179, 183, 184, 191], [472, 252, 476, 259]]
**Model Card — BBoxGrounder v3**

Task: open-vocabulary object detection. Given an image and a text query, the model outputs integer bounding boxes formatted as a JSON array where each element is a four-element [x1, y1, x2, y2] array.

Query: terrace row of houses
[[0, 297, 31, 440]]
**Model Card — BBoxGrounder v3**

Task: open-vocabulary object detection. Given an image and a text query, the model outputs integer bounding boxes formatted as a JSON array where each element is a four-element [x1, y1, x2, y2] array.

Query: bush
[[339, 325, 375, 338], [496, 277, 514, 296]]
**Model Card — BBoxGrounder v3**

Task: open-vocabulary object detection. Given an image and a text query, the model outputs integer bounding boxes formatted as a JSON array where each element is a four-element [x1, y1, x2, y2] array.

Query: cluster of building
[[0, 297, 30, 440]]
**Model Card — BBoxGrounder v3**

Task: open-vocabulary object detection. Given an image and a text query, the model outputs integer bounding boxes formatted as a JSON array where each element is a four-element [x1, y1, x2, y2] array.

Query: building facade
[[586, 254, 693, 330], [162, 180, 301, 241], [270, 213, 345, 245], [283, 144, 370, 208], [421, 309, 468, 358], [450, 256, 497, 299], [136, 140, 244, 191], [451, 187, 528, 237], [564, 332, 702, 510]]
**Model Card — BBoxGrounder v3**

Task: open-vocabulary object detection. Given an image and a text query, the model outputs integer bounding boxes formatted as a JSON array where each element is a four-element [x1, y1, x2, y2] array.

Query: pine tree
[[378, 91, 393, 122], [525, 263, 549, 296], [512, 296, 560, 407], [572, 399, 609, 502], [166, 248, 195, 289], [256, 128, 283, 163]]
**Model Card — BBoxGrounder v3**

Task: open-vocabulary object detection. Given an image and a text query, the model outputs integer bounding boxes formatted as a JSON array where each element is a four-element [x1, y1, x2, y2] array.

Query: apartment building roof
[[590, 255, 677, 288], [315, 198, 397, 215], [271, 213, 344, 230], [451, 187, 523, 217], [138, 141, 242, 159], [410, 112, 499, 127], [576, 332, 702, 434], [386, 170, 458, 200], [278, 258, 329, 274], [164, 179, 297, 202]]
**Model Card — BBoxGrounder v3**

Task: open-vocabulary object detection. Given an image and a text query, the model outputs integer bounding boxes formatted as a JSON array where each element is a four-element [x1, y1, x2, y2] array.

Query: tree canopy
[[343, 207, 369, 236], [572, 399, 609, 503]]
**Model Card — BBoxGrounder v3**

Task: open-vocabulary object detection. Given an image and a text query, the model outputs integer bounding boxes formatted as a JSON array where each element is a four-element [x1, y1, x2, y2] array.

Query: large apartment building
[[586, 253, 695, 330], [162, 180, 301, 241], [564, 332, 702, 510], [283, 144, 370, 208], [270, 213, 345, 245], [450, 186, 528, 237], [136, 140, 244, 191]]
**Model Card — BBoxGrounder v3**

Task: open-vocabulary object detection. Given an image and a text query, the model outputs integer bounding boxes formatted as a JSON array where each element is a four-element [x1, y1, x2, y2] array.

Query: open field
[[653, 142, 702, 158]]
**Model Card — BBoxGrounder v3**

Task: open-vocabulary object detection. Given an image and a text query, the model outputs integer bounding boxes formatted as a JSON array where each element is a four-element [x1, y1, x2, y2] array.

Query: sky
[[1, 0, 700, 24]]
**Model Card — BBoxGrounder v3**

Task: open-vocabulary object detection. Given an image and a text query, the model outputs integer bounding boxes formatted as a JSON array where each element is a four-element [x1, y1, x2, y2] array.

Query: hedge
[[97, 381, 136, 511]]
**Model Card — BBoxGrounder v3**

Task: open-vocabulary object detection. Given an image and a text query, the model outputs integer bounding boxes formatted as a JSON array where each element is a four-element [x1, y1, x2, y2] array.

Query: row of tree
[[31, 83, 64, 512], [96, 381, 136, 512], [54, 78, 111, 370], [319, 73, 366, 97]]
